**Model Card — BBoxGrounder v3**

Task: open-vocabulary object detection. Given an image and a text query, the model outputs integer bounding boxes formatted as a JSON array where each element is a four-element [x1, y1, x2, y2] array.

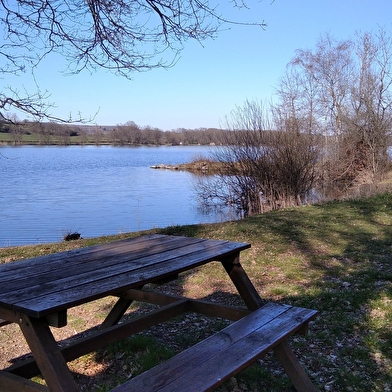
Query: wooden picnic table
[[0, 234, 318, 392]]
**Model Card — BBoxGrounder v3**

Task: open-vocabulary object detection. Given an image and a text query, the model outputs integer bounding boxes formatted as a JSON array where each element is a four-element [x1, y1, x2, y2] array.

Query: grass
[[1, 192, 392, 391], [92, 334, 175, 390]]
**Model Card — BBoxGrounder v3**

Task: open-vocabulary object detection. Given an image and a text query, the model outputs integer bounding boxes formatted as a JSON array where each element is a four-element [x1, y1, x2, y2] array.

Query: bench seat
[[111, 302, 318, 392]]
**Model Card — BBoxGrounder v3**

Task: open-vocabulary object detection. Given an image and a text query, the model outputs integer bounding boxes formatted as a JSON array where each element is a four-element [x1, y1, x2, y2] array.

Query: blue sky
[[6, 0, 392, 130]]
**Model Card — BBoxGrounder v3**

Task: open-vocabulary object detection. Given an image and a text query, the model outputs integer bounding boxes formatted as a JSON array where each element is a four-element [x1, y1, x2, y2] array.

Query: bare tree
[[291, 33, 354, 142], [275, 65, 321, 137], [1, 0, 265, 122], [284, 30, 392, 197], [196, 99, 318, 216], [349, 30, 392, 181]]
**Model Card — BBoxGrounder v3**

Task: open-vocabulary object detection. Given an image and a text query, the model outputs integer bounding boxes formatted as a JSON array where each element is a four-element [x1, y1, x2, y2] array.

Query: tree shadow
[[6, 195, 392, 390], [155, 194, 392, 390]]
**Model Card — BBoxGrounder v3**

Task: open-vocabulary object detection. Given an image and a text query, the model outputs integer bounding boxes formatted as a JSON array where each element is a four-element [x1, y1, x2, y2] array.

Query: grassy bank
[[1, 193, 392, 391]]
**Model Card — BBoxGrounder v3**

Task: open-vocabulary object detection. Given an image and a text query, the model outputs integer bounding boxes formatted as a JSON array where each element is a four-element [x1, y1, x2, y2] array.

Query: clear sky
[[5, 0, 392, 130]]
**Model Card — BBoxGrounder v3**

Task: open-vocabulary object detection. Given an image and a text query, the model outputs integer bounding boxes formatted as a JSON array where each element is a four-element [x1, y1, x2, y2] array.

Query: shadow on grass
[[157, 193, 392, 391], [6, 194, 391, 391], [71, 287, 298, 392]]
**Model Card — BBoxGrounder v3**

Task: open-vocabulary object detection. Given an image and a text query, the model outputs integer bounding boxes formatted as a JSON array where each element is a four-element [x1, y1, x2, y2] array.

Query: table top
[[0, 234, 250, 319]]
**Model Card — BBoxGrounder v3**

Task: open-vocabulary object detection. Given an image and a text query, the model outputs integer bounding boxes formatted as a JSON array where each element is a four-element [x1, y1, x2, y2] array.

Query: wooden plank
[[0, 370, 48, 392], [111, 303, 289, 391], [121, 289, 184, 305], [100, 297, 134, 329], [155, 274, 179, 285], [1, 239, 211, 312], [221, 254, 264, 310], [169, 307, 316, 392], [0, 237, 234, 303], [111, 304, 317, 392], [122, 289, 251, 321], [274, 340, 317, 392], [0, 235, 241, 293], [0, 235, 205, 289], [0, 318, 12, 327], [45, 310, 67, 328], [8, 300, 190, 380], [18, 314, 79, 392], [0, 234, 167, 279], [0, 307, 20, 324], [0, 237, 213, 310], [6, 240, 249, 318]]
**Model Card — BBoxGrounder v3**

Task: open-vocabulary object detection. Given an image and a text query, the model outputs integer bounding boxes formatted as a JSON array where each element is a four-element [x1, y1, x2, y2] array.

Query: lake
[[1, 145, 233, 247]]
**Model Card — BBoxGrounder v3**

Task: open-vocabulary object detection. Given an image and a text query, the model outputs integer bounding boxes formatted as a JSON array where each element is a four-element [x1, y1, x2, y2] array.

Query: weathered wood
[[110, 303, 318, 392], [0, 307, 20, 324], [0, 236, 250, 318], [45, 310, 67, 328], [122, 289, 251, 321], [0, 234, 167, 282], [221, 254, 265, 310], [100, 297, 133, 329], [121, 288, 183, 305], [8, 300, 190, 380], [0, 318, 12, 327], [274, 340, 317, 392], [0, 370, 48, 392], [0, 235, 317, 392], [18, 314, 79, 392], [0, 236, 207, 299]]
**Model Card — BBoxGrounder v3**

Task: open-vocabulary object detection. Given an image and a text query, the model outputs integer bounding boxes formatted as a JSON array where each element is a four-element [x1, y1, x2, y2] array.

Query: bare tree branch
[[0, 0, 265, 122]]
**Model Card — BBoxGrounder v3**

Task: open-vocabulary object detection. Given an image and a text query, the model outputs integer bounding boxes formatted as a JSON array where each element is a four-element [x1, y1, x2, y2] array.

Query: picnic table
[[0, 234, 318, 392]]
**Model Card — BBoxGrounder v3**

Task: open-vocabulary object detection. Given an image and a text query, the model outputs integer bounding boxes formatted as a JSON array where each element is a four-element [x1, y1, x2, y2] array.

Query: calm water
[[1, 145, 231, 247]]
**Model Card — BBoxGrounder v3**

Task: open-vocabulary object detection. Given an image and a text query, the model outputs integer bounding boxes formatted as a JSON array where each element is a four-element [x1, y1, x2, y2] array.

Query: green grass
[[1, 192, 392, 391], [95, 334, 175, 382]]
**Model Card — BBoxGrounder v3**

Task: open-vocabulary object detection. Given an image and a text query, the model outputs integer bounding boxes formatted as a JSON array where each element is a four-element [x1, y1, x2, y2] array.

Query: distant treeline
[[0, 120, 223, 146], [2, 120, 390, 148]]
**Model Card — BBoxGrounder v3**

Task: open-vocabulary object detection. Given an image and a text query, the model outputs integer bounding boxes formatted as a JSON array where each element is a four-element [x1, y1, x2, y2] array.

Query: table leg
[[101, 285, 146, 329], [273, 340, 317, 392], [221, 253, 264, 310], [100, 297, 133, 329], [223, 254, 317, 392], [18, 314, 79, 392]]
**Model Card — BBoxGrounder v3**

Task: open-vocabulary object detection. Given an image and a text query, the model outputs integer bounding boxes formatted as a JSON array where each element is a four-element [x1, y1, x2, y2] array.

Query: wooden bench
[[111, 302, 318, 392]]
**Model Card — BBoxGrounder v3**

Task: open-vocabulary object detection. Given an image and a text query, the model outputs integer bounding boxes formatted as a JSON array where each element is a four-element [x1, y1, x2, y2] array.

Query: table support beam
[[18, 314, 79, 392], [100, 297, 133, 329], [221, 253, 264, 310], [121, 288, 251, 320], [9, 300, 190, 380], [273, 340, 317, 392], [0, 370, 48, 392]]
